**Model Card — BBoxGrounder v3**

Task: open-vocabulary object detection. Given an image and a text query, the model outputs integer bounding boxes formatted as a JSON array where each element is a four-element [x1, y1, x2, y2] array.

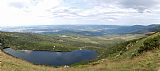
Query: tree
[[0, 33, 12, 49]]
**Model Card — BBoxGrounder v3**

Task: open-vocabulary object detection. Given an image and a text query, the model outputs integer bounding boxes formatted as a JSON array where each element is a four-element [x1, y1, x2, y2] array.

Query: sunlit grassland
[[3, 32, 160, 71]]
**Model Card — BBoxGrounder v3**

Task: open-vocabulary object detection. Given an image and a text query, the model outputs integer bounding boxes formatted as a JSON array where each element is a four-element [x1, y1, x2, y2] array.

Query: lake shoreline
[[2, 48, 98, 66]]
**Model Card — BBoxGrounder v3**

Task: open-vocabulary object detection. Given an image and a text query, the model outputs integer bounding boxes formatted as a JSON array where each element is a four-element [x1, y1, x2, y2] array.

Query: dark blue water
[[3, 48, 97, 66]]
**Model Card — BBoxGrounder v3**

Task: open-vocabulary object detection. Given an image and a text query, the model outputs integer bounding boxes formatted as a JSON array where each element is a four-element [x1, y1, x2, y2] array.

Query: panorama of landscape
[[1, 0, 160, 71]]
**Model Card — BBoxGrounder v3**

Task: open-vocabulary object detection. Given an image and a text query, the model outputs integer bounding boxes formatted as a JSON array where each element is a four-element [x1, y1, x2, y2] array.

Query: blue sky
[[0, 0, 160, 26]]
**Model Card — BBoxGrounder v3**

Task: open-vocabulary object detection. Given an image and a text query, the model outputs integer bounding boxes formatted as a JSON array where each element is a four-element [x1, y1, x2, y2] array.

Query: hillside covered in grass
[[0, 32, 104, 51], [1, 32, 160, 71], [107, 32, 160, 59], [0, 32, 143, 58]]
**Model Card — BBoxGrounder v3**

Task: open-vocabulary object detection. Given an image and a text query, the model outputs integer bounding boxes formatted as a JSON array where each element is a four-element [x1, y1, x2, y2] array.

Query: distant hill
[[0, 24, 160, 36], [147, 24, 160, 32]]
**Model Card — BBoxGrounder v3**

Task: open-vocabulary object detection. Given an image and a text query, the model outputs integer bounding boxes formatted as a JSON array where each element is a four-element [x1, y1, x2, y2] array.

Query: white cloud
[[0, 0, 62, 26], [119, 0, 160, 13], [0, 0, 160, 26]]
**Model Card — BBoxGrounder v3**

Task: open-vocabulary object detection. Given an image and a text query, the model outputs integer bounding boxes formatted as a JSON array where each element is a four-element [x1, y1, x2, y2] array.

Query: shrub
[[138, 34, 160, 53]]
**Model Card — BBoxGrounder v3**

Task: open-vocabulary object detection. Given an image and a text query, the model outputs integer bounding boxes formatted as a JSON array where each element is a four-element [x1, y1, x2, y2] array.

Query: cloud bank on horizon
[[0, 0, 160, 26]]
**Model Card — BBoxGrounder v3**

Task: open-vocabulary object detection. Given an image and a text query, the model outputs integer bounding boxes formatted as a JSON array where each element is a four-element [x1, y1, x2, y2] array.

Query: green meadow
[[1, 32, 160, 71]]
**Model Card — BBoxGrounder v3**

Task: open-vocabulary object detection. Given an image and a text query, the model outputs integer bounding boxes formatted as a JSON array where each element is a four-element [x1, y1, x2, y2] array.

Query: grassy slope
[[1, 32, 111, 51], [108, 32, 160, 60], [2, 32, 160, 71], [0, 32, 142, 58], [0, 32, 143, 50]]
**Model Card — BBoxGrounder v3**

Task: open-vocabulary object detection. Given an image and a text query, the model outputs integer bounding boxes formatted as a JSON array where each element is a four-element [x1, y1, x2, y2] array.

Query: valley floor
[[1, 49, 160, 71]]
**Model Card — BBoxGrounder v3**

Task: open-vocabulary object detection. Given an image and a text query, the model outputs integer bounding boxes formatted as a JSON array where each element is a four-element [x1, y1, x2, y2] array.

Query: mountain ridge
[[0, 24, 160, 36]]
